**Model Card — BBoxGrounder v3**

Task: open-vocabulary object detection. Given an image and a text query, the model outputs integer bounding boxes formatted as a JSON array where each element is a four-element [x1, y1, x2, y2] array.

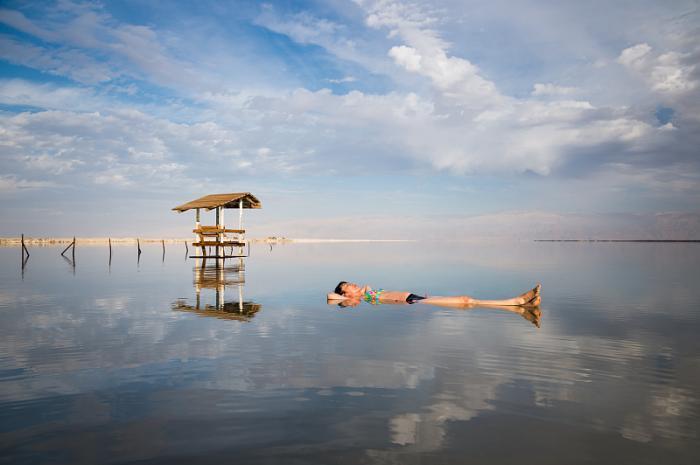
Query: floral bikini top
[[363, 288, 384, 304]]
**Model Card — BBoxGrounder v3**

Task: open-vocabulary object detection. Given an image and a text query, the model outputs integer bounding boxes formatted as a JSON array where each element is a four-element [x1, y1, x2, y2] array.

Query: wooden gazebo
[[172, 192, 262, 258]]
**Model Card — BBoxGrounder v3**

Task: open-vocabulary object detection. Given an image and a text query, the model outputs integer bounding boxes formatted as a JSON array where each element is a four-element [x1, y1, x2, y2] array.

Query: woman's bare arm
[[327, 292, 347, 301]]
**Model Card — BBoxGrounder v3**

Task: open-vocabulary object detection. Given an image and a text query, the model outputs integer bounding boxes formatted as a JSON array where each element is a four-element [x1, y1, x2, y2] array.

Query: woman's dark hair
[[334, 281, 347, 295]]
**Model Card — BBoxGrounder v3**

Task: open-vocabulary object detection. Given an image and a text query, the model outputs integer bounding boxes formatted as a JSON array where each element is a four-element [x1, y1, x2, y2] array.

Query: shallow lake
[[1, 241, 699, 464]]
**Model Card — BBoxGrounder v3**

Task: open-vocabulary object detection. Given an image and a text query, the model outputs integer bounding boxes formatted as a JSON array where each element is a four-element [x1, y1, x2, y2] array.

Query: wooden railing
[[192, 226, 246, 254]]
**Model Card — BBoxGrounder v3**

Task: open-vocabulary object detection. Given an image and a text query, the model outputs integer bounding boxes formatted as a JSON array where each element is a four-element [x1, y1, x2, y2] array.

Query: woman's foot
[[518, 283, 541, 306]]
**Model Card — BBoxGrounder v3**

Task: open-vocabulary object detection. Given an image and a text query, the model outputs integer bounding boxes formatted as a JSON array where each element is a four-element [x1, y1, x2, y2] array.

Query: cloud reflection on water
[[0, 243, 698, 463]]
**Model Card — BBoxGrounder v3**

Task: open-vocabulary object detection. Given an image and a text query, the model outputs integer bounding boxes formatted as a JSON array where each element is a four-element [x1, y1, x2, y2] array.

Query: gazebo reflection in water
[[172, 258, 262, 321]]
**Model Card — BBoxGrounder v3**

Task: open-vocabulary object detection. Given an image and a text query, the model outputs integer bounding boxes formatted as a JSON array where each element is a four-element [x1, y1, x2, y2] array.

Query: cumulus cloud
[[366, 0, 501, 106], [0, 96, 312, 193], [0, 0, 699, 236], [350, 1, 673, 175], [2, 1, 695, 180], [618, 43, 698, 96], [388, 45, 422, 72]]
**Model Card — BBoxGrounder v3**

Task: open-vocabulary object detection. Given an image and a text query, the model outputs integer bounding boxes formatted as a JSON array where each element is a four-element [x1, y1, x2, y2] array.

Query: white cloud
[[365, 0, 501, 106], [0, 4, 209, 93], [0, 8, 57, 42], [531, 83, 577, 96], [0, 76, 672, 195], [327, 76, 357, 84], [0, 35, 116, 84], [0, 79, 102, 110], [0, 175, 57, 192], [617, 43, 652, 70], [388, 45, 421, 72], [22, 154, 84, 174], [256, 4, 340, 45], [0, 1, 697, 227], [618, 43, 698, 96]]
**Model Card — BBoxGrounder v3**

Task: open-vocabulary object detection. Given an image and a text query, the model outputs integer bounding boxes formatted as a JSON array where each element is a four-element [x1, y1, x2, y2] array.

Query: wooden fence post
[[21, 234, 30, 258], [61, 237, 75, 257]]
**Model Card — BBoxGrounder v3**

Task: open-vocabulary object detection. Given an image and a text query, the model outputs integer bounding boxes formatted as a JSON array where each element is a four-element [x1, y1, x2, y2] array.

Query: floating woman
[[327, 282, 541, 307], [327, 282, 543, 327]]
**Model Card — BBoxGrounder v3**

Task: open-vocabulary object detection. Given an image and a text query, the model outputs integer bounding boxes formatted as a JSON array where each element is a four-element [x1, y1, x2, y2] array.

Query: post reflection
[[172, 258, 261, 321]]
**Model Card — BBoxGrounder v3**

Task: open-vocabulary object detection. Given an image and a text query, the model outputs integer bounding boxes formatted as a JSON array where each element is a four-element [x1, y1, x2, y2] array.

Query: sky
[[0, 0, 699, 239]]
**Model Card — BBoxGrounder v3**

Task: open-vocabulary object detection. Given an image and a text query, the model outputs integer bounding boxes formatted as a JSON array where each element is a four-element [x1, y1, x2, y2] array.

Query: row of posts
[[19, 203, 246, 268], [20, 236, 193, 269]]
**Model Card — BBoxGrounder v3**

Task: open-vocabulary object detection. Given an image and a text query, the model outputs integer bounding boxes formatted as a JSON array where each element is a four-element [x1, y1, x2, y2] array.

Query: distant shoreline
[[534, 239, 700, 243], [0, 237, 414, 246], [3, 237, 697, 246]]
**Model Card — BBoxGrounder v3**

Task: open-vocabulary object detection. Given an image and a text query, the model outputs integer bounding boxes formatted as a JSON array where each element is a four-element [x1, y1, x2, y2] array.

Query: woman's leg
[[421, 284, 540, 307], [471, 284, 541, 306]]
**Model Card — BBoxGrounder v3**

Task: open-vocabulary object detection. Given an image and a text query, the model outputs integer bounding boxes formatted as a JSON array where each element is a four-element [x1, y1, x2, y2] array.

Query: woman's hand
[[327, 292, 347, 301]]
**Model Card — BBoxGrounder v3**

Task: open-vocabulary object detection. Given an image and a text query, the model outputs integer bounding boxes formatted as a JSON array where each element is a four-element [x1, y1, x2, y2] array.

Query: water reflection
[[0, 243, 698, 464], [336, 299, 542, 327], [172, 258, 262, 321]]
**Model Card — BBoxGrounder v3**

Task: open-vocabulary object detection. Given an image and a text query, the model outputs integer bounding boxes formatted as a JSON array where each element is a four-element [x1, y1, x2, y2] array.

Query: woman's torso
[[363, 287, 409, 303]]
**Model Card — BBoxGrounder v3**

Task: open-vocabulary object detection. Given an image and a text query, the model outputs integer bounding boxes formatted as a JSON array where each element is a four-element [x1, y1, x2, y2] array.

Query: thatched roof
[[172, 192, 262, 212]]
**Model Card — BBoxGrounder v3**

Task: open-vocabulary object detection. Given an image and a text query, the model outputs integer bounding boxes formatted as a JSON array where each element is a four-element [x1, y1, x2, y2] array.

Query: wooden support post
[[162, 239, 165, 261], [185, 241, 188, 257], [60, 240, 71, 256], [72, 236, 75, 261], [61, 237, 75, 257], [21, 233, 29, 272], [21, 234, 30, 258], [194, 208, 200, 256], [215, 207, 221, 259], [137, 238, 142, 255], [220, 206, 225, 258], [109, 238, 112, 258]]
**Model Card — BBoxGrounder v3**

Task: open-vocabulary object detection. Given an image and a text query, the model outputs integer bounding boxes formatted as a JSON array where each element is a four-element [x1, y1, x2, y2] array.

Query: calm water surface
[[1, 242, 699, 464]]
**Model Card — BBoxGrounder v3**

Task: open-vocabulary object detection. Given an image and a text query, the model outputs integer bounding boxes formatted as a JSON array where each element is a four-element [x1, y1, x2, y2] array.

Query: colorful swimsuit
[[363, 289, 426, 305], [363, 288, 384, 304]]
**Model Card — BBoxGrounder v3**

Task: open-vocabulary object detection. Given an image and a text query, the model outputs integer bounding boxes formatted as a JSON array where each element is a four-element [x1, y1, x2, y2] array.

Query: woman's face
[[340, 282, 362, 297]]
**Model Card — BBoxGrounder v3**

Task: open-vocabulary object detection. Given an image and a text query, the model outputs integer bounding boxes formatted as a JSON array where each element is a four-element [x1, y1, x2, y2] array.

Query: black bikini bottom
[[406, 293, 426, 304]]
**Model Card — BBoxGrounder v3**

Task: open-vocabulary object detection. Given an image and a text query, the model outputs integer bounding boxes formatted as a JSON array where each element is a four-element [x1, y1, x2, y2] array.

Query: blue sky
[[1, 0, 699, 239]]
